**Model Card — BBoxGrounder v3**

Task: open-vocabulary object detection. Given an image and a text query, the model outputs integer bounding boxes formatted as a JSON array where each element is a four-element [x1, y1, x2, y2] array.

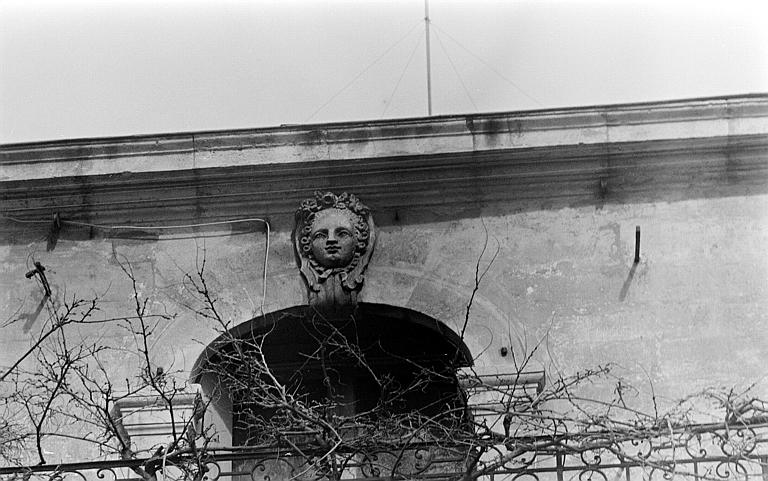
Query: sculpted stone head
[[310, 208, 358, 268], [294, 192, 375, 294]]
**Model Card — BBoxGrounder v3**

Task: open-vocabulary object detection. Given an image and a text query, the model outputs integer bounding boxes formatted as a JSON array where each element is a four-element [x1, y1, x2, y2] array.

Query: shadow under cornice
[[2, 131, 767, 243]]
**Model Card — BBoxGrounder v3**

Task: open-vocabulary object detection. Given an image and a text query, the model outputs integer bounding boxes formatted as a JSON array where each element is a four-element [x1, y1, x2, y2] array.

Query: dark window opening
[[198, 304, 472, 448]]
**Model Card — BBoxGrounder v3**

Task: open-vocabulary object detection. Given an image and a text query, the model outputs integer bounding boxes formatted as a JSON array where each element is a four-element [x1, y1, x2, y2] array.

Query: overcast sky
[[1, 0, 767, 144]]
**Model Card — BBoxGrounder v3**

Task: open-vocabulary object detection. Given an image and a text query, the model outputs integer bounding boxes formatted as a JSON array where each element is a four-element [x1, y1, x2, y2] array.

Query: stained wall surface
[[2, 95, 767, 461]]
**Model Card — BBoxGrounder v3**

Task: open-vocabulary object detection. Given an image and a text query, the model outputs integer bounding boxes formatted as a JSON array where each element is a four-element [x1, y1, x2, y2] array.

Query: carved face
[[310, 209, 357, 268]]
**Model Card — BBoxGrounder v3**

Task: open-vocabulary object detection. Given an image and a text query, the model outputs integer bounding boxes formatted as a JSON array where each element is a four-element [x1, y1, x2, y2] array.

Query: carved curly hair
[[296, 192, 371, 269]]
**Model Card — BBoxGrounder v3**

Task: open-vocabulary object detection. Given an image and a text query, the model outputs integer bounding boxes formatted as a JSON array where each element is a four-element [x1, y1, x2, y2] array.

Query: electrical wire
[[0, 216, 49, 224], [63, 218, 266, 231], [430, 22, 543, 107], [1, 152, 732, 316], [304, 20, 423, 123], [433, 29, 479, 113], [1, 215, 271, 316], [380, 34, 424, 119]]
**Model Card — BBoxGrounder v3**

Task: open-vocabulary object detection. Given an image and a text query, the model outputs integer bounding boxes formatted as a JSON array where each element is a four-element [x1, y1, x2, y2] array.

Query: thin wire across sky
[[305, 15, 541, 123]]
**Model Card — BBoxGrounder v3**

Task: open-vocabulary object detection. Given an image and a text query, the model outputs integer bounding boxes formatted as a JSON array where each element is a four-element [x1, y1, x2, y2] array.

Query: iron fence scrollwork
[[2, 422, 767, 481]]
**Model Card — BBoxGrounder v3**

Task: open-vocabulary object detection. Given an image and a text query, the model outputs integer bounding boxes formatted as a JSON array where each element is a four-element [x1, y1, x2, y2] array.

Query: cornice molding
[[3, 135, 767, 229], [2, 94, 767, 178], [2, 95, 768, 231]]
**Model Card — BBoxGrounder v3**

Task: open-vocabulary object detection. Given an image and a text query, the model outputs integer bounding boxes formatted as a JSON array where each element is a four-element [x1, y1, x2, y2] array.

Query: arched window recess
[[192, 303, 473, 448]]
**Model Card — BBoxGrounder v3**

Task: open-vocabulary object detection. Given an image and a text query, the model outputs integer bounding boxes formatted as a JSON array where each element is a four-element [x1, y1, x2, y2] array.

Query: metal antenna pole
[[425, 0, 433, 115]]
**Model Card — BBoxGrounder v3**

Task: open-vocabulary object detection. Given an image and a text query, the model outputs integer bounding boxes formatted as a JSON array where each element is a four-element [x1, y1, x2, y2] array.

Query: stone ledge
[[2, 133, 767, 227], [2, 94, 766, 182]]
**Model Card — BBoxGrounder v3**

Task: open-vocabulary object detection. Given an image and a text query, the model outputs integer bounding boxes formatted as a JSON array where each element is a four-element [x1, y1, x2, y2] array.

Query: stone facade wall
[[2, 95, 767, 461], [3, 193, 765, 396]]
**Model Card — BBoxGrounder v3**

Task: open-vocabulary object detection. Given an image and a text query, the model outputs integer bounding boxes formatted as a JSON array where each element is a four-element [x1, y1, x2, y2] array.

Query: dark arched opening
[[193, 303, 473, 446]]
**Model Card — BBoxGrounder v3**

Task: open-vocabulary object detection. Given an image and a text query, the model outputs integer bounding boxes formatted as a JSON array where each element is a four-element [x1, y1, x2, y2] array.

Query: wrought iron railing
[[2, 422, 767, 481]]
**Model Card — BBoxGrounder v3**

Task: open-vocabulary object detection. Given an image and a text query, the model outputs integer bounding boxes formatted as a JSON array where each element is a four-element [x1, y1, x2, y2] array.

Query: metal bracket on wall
[[25, 261, 51, 297], [634, 225, 641, 263], [47, 213, 62, 251]]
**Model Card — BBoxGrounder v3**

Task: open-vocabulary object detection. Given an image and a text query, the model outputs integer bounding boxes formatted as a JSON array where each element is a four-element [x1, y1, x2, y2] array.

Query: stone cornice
[[2, 94, 768, 229], [3, 94, 767, 178]]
